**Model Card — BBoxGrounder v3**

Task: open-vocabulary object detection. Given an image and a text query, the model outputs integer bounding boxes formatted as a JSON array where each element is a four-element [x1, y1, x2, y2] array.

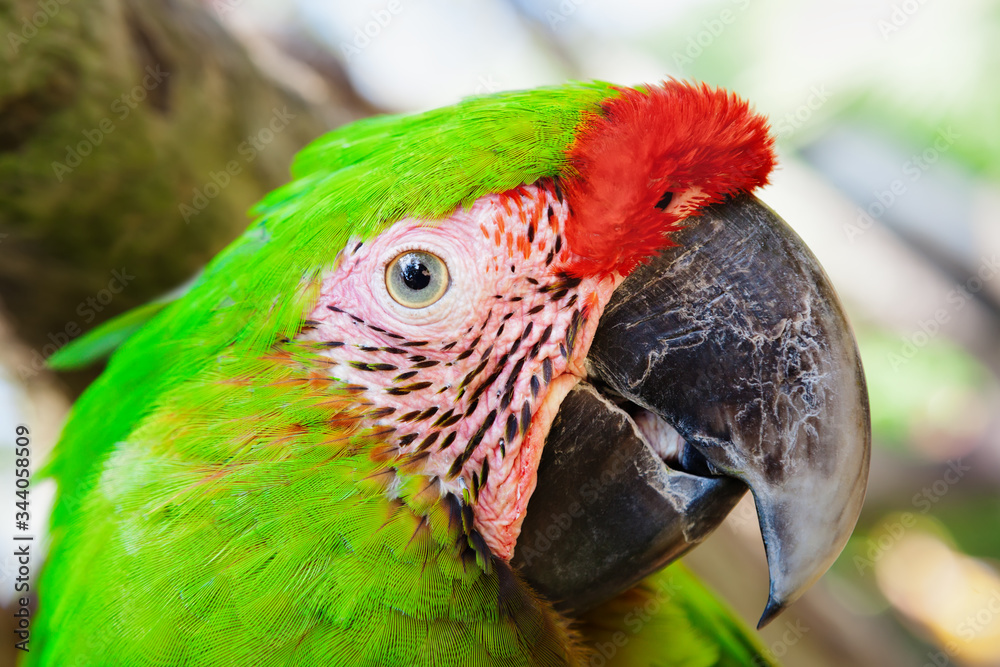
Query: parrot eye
[[385, 251, 450, 308]]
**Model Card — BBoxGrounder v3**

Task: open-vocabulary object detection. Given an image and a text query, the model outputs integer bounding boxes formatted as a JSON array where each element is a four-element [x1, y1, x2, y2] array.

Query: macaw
[[34, 80, 870, 666]]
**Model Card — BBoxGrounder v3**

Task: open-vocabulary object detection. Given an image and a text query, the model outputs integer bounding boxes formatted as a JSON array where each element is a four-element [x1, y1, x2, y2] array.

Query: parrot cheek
[[471, 275, 626, 560], [561, 273, 623, 377], [473, 373, 581, 561]]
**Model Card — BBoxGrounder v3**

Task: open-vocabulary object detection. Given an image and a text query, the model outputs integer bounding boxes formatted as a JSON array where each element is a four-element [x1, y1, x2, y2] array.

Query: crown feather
[[561, 80, 775, 276]]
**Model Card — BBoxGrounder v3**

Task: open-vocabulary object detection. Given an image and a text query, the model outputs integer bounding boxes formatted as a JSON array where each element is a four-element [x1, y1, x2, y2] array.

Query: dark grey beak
[[512, 195, 871, 628]]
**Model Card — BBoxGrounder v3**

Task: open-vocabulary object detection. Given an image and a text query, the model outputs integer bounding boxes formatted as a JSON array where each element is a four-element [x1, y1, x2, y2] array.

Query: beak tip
[[757, 594, 784, 629]]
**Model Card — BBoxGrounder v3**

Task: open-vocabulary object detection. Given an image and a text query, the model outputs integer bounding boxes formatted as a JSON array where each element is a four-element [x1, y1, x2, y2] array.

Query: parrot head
[[284, 81, 866, 623], [39, 79, 869, 665]]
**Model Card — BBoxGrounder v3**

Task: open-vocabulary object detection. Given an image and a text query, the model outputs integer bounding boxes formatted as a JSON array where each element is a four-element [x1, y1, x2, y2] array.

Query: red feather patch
[[561, 80, 775, 277]]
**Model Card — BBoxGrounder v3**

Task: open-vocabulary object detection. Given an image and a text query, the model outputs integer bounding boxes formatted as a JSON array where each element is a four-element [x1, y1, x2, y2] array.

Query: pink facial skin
[[300, 182, 621, 560]]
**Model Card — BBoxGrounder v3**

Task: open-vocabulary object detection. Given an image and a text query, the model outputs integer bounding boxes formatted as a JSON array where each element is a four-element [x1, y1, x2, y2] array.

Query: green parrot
[[33, 79, 871, 666]]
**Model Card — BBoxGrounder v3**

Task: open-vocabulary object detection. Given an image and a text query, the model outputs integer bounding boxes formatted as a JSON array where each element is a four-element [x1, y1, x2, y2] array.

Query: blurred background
[[1, 0, 998, 664]]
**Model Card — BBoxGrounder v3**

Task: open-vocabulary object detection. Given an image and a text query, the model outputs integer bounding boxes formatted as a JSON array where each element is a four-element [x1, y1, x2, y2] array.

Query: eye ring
[[385, 250, 450, 309]]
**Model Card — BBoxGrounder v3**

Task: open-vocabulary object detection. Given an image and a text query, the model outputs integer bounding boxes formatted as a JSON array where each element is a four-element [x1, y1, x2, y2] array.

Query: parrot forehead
[[299, 182, 620, 560], [561, 81, 775, 275]]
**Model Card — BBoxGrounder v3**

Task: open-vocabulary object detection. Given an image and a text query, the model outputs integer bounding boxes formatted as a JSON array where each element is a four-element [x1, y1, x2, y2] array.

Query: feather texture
[[37, 81, 619, 667], [36, 79, 776, 666]]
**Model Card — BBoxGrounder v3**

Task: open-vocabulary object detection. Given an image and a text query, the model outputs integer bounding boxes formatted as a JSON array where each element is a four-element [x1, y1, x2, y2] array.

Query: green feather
[[47, 298, 176, 370], [36, 82, 619, 666], [37, 80, 775, 666], [45, 80, 616, 531], [578, 564, 778, 667]]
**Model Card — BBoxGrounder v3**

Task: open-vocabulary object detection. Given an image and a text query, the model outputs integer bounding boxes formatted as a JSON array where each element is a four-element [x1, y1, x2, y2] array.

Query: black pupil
[[400, 255, 432, 291]]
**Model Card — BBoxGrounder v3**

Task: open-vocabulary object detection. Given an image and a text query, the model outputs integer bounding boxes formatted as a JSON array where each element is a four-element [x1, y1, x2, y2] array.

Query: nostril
[[654, 190, 674, 210]]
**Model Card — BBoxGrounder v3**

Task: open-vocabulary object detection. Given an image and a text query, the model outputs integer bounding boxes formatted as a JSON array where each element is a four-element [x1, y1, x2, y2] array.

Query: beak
[[511, 194, 871, 628]]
